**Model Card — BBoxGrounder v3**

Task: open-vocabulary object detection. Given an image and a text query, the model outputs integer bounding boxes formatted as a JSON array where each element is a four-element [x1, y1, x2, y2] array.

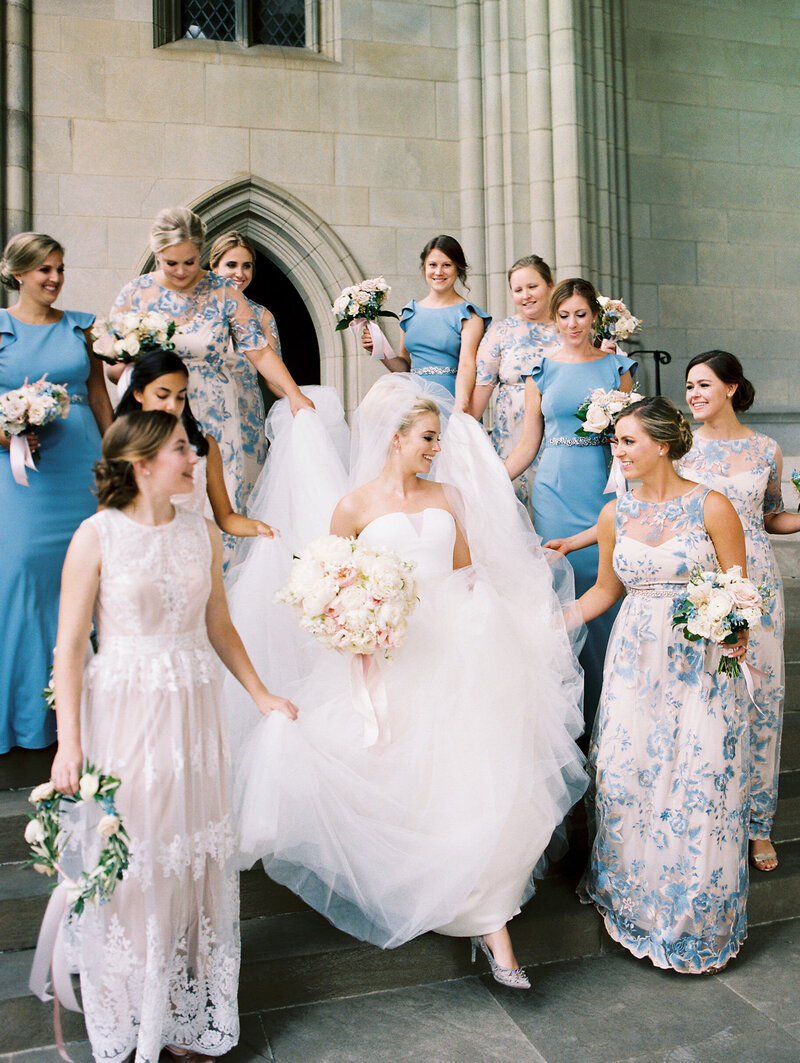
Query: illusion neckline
[[629, 483, 703, 507]]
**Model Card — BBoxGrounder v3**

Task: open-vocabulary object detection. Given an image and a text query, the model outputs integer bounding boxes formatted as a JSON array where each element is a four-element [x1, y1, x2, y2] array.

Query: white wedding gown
[[227, 381, 588, 948]]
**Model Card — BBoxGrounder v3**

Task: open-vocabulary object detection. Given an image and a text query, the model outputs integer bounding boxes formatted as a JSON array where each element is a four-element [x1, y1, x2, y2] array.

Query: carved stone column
[[2, 0, 33, 245]]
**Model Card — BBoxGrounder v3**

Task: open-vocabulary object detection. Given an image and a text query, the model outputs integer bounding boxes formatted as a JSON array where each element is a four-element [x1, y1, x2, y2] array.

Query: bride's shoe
[[470, 936, 531, 989]]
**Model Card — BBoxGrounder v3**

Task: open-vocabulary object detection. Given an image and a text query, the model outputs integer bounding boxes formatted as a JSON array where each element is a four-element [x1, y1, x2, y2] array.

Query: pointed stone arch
[[137, 175, 368, 410]]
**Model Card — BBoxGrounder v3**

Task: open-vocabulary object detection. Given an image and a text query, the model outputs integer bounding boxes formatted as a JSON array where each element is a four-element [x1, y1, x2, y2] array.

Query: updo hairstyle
[[149, 207, 205, 256], [419, 235, 470, 289], [95, 410, 179, 509], [397, 397, 441, 437], [115, 349, 209, 457], [507, 254, 554, 287], [208, 230, 257, 275], [685, 350, 755, 413], [549, 277, 601, 320], [0, 232, 65, 291], [614, 396, 693, 461]]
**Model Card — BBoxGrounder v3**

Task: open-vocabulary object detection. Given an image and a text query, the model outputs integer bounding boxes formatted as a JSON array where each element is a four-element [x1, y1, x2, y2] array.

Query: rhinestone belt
[[627, 584, 684, 598], [546, 435, 606, 447], [414, 367, 457, 377], [69, 394, 87, 405]]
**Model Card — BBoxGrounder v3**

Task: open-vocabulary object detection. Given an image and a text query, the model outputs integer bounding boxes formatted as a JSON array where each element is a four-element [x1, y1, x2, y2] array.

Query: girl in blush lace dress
[[49, 411, 297, 1063], [576, 397, 750, 974]]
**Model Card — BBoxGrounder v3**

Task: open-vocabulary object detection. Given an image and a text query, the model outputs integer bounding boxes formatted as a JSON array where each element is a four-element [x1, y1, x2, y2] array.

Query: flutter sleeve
[[221, 278, 267, 352], [456, 302, 492, 335], [475, 322, 502, 387], [612, 351, 638, 384], [765, 440, 785, 517], [399, 301, 415, 334]]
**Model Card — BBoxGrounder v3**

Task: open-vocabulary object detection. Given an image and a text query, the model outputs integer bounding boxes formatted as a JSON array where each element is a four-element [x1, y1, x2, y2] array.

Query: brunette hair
[[208, 230, 257, 278], [419, 235, 469, 289], [149, 206, 205, 256], [507, 254, 554, 287], [115, 350, 209, 457], [549, 277, 601, 320], [0, 232, 64, 290], [95, 411, 179, 508], [685, 350, 755, 413], [614, 396, 693, 461]]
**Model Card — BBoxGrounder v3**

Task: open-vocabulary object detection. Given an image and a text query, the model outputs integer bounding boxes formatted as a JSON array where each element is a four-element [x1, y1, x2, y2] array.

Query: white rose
[[606, 399, 625, 415], [97, 814, 120, 839], [122, 312, 141, 333], [706, 590, 733, 622], [686, 615, 713, 640], [301, 576, 340, 617], [25, 818, 46, 845], [29, 781, 56, 803], [729, 583, 762, 613], [687, 581, 713, 608], [2, 394, 28, 421], [367, 559, 407, 599], [741, 607, 763, 628], [120, 334, 141, 358], [313, 536, 355, 568], [332, 295, 349, 315], [716, 566, 743, 587], [79, 773, 100, 801], [583, 403, 611, 433]]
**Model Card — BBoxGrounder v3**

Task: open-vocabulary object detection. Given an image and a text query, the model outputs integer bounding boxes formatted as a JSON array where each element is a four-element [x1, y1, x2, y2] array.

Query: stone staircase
[[2, 589, 800, 1056]]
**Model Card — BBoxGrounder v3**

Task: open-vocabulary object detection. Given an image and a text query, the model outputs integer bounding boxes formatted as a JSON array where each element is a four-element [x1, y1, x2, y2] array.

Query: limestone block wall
[[623, 0, 800, 448]]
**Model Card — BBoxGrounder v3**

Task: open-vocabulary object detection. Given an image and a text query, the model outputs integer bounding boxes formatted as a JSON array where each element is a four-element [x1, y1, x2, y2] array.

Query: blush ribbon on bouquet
[[604, 453, 627, 498], [29, 880, 82, 1062], [350, 654, 392, 751], [349, 319, 395, 362], [10, 433, 37, 486]]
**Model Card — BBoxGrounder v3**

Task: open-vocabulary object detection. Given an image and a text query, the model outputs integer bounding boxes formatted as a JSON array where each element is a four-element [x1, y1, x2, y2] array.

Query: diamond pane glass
[[181, 0, 236, 41], [254, 0, 306, 48]]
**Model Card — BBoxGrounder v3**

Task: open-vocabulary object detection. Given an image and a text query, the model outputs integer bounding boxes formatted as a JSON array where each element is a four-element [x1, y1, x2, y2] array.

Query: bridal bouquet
[[575, 387, 641, 441], [277, 535, 417, 658], [593, 295, 642, 343], [92, 310, 178, 364], [0, 377, 70, 485], [671, 566, 768, 679], [791, 469, 800, 507], [332, 277, 398, 330]]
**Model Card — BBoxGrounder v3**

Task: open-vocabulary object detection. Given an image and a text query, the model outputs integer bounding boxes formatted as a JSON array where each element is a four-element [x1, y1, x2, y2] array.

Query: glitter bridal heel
[[470, 936, 531, 989]]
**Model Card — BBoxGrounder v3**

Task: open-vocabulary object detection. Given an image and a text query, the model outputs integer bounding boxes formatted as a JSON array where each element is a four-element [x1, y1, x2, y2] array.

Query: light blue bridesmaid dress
[[400, 300, 491, 397], [0, 310, 101, 752], [528, 351, 637, 733]]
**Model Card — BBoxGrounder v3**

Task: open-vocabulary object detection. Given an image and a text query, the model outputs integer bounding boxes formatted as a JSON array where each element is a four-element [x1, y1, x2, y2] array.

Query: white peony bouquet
[[91, 310, 179, 364], [575, 387, 642, 441], [332, 277, 398, 330], [0, 376, 70, 485], [277, 535, 417, 657], [594, 295, 642, 343], [671, 565, 768, 679]]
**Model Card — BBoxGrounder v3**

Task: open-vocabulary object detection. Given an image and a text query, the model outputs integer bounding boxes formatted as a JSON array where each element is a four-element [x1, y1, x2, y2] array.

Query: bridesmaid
[[577, 397, 749, 973], [50, 410, 297, 1063], [363, 235, 490, 411], [0, 232, 111, 754], [208, 230, 282, 362], [470, 254, 557, 506], [505, 278, 635, 733], [679, 350, 800, 873], [108, 207, 312, 521]]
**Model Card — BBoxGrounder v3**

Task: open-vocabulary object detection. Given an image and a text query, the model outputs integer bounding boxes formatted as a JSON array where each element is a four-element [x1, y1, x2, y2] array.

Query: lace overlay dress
[[580, 487, 749, 973], [475, 317, 558, 507], [73, 507, 239, 1063], [678, 433, 785, 839]]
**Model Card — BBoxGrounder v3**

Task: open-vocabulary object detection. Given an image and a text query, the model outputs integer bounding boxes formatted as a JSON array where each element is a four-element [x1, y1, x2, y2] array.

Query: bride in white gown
[[225, 375, 587, 987]]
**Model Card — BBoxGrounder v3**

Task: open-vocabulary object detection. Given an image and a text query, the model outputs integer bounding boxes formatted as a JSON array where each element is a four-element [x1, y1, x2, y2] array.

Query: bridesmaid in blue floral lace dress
[[577, 397, 750, 973], [679, 351, 800, 874], [109, 209, 311, 527], [506, 279, 635, 732], [471, 255, 557, 507], [362, 235, 490, 411]]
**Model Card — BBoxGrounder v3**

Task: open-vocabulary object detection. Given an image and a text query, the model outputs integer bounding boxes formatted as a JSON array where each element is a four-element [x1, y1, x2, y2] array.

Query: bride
[[226, 375, 587, 988]]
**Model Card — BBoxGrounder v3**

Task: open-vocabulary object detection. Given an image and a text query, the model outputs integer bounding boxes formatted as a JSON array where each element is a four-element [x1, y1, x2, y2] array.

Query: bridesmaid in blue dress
[[505, 278, 635, 732], [0, 232, 111, 753], [362, 235, 490, 410], [576, 397, 749, 973]]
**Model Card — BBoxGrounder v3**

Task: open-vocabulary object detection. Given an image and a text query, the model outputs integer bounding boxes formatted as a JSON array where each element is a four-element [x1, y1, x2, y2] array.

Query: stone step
[[2, 838, 799, 1055], [0, 746, 54, 793], [775, 770, 800, 844]]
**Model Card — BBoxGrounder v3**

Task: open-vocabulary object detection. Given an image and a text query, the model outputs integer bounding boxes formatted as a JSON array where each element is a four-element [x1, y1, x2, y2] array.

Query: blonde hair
[[95, 411, 179, 508], [208, 230, 257, 276], [149, 206, 205, 256], [397, 397, 440, 436], [614, 396, 693, 461], [0, 232, 64, 291]]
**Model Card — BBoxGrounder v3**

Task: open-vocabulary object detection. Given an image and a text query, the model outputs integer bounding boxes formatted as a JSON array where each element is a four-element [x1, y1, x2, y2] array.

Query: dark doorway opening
[[245, 251, 320, 411]]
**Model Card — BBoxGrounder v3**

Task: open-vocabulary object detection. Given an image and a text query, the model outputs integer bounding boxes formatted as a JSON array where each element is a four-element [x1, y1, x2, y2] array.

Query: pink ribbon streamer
[[350, 320, 395, 363], [10, 433, 37, 486], [29, 880, 82, 1063], [350, 653, 391, 750], [604, 454, 627, 497]]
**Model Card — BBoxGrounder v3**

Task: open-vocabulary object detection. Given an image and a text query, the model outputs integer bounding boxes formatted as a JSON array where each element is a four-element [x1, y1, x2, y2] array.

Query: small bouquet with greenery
[[92, 310, 179, 364], [574, 387, 642, 443], [333, 278, 399, 361], [0, 376, 70, 485], [594, 295, 642, 343]]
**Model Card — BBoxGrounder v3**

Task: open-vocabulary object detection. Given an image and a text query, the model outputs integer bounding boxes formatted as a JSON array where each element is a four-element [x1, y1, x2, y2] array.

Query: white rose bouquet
[[277, 535, 417, 658], [91, 310, 179, 364], [0, 376, 70, 485], [593, 295, 642, 343], [574, 387, 642, 442], [333, 278, 399, 363], [671, 565, 769, 679]]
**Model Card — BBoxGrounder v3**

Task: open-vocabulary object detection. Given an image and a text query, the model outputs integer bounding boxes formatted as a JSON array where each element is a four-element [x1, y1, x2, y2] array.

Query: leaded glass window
[[174, 1, 313, 49], [181, 0, 236, 41], [253, 0, 305, 48]]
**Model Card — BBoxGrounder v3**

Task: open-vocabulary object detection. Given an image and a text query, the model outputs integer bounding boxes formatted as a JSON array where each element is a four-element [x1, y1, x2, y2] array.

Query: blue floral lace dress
[[579, 486, 749, 973], [113, 274, 268, 521], [678, 433, 785, 840], [475, 316, 558, 507]]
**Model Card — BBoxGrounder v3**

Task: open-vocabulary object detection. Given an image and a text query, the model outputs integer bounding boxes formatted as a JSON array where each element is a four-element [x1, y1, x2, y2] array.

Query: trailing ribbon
[[9, 433, 37, 486], [350, 320, 395, 363], [29, 879, 82, 1062], [604, 454, 627, 497], [720, 654, 766, 716], [350, 653, 391, 750]]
